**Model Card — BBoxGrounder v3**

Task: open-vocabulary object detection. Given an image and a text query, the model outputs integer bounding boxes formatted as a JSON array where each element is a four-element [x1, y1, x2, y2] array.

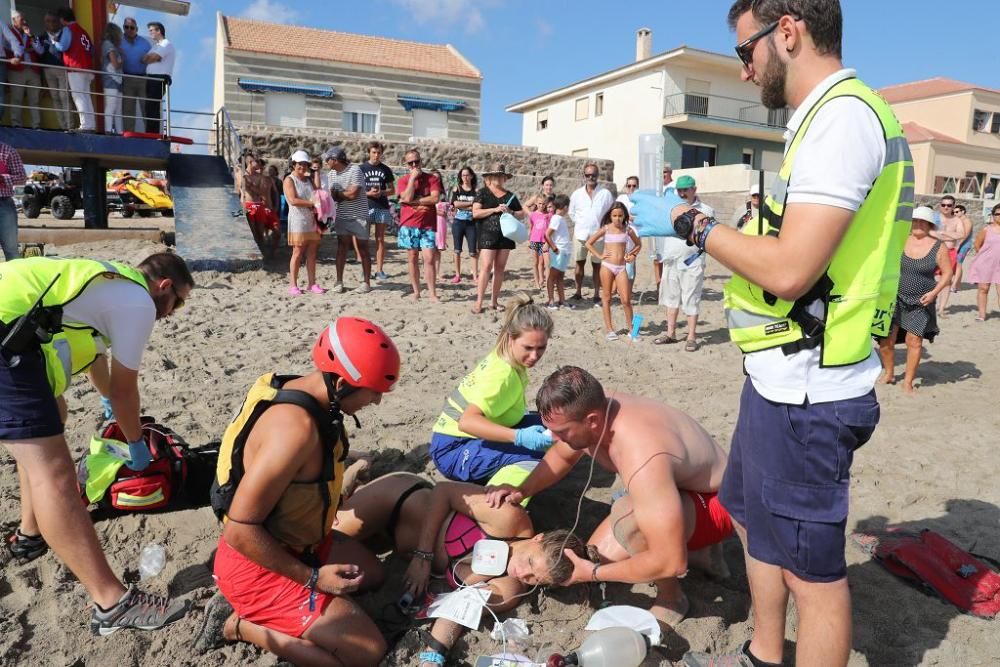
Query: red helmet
[[312, 318, 400, 393]]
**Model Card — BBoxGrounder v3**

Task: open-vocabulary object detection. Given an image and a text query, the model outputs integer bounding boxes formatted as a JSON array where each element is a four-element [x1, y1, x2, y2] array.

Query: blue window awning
[[397, 95, 466, 112], [237, 78, 335, 98]]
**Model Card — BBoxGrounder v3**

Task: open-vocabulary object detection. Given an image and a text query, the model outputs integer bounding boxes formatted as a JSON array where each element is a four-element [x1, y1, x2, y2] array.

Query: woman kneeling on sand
[[430, 296, 555, 483], [334, 472, 593, 667]]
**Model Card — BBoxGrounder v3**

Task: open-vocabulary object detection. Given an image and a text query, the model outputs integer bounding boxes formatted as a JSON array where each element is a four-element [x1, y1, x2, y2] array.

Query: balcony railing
[[664, 92, 790, 130]]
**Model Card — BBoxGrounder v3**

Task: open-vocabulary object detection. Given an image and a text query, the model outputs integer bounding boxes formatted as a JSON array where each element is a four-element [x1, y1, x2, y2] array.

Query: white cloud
[[389, 0, 502, 34], [241, 0, 300, 24]]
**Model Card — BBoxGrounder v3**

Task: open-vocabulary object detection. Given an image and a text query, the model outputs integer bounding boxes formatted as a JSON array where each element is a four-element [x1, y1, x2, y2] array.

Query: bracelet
[[694, 220, 718, 252], [305, 567, 319, 611], [591, 562, 602, 582], [412, 549, 435, 562]]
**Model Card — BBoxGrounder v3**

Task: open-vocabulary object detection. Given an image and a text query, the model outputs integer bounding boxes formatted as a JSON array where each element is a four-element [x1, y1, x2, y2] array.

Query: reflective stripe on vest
[[722, 77, 913, 367]]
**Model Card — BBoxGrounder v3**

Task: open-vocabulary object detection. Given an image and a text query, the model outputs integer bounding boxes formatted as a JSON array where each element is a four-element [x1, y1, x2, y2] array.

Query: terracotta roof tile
[[901, 122, 962, 145], [879, 77, 998, 104], [222, 16, 481, 80]]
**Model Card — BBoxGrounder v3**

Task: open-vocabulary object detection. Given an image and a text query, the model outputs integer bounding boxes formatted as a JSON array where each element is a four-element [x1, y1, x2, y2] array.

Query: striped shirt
[[0, 142, 26, 198], [325, 164, 368, 223]]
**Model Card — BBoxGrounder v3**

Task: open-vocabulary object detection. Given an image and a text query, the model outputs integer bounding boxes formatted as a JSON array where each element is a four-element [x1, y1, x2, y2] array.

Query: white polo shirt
[[569, 185, 614, 241], [146, 38, 175, 77], [742, 68, 887, 405]]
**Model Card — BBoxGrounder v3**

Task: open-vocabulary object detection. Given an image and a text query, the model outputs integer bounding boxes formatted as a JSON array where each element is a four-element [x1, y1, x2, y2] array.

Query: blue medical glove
[[100, 396, 114, 421], [514, 425, 553, 451], [126, 439, 153, 471]]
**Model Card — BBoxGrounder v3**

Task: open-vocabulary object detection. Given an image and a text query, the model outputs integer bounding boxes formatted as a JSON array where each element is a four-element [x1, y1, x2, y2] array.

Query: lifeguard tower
[[0, 0, 259, 270]]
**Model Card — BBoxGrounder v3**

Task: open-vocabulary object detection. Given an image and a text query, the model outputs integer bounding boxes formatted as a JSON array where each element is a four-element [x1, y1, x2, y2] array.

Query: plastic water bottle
[[548, 627, 649, 667], [138, 543, 166, 580]]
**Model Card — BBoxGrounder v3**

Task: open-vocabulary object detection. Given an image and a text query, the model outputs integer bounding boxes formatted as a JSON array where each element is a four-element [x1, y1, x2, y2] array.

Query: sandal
[[288, 285, 302, 296], [653, 335, 678, 345], [7, 529, 48, 563], [685, 339, 699, 352], [492, 304, 506, 312]]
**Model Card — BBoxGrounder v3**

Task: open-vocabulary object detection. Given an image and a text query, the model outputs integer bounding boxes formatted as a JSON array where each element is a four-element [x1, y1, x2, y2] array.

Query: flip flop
[[653, 335, 678, 345], [685, 339, 699, 352]]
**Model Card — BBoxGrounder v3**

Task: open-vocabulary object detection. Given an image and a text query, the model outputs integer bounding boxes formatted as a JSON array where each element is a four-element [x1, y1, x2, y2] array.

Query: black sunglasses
[[169, 282, 186, 310], [625, 183, 638, 189], [124, 25, 137, 30], [584, 172, 598, 178], [735, 20, 780, 68], [407, 159, 421, 166]]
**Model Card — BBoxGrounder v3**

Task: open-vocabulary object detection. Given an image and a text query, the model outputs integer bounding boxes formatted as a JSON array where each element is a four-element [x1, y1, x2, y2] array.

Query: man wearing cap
[[732, 184, 761, 230], [321, 147, 372, 294], [653, 175, 712, 351], [682, 2, 912, 666], [569, 163, 614, 306]]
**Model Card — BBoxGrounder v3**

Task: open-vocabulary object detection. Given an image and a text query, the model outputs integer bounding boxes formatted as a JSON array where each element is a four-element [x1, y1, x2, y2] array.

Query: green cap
[[675, 175, 696, 189]]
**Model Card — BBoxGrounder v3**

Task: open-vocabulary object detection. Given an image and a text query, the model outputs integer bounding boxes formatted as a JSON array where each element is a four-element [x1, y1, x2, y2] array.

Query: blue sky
[[123, 0, 1000, 146]]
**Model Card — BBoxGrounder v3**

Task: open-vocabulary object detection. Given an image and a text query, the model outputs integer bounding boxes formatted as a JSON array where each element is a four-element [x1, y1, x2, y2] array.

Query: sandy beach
[[1, 235, 998, 666]]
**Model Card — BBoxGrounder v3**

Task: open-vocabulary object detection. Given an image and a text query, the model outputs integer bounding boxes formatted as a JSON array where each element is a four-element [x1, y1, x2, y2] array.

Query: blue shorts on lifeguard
[[430, 413, 546, 484], [0, 348, 65, 440], [719, 379, 879, 582], [398, 226, 436, 250], [549, 248, 570, 273]]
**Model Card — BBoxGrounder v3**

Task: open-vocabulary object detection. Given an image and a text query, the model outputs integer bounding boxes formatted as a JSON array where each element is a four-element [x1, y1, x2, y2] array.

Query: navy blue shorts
[[430, 413, 544, 484], [0, 348, 64, 440], [452, 218, 477, 256], [719, 379, 879, 582]]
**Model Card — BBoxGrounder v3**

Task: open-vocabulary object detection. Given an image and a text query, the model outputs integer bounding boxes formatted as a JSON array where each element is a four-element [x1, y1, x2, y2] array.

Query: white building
[[506, 29, 788, 186]]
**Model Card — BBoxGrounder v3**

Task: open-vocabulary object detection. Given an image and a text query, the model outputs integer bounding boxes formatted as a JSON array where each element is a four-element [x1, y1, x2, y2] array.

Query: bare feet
[[650, 590, 689, 629], [876, 372, 896, 385], [902, 382, 916, 395], [409, 292, 420, 302], [429, 294, 441, 303]]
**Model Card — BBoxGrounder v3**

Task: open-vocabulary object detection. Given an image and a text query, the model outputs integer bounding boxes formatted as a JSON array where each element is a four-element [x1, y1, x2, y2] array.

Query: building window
[[264, 92, 306, 128], [412, 108, 448, 138], [537, 109, 548, 131], [341, 100, 379, 134], [575, 97, 589, 121], [992, 112, 1000, 134], [742, 149, 754, 166], [572, 148, 589, 157], [595, 93, 604, 117], [681, 143, 716, 169], [973, 109, 990, 132]]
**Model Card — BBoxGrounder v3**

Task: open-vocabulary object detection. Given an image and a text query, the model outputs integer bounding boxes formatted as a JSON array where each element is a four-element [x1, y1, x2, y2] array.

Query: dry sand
[[1, 236, 998, 666]]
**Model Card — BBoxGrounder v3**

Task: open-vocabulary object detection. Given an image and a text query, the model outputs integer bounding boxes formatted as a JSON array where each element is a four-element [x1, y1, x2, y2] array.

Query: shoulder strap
[[270, 387, 346, 480]]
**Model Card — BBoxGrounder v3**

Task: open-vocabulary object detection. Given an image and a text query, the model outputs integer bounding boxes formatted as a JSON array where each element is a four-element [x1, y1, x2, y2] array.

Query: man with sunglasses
[[2, 252, 193, 635], [396, 149, 442, 301], [118, 16, 151, 133], [569, 163, 614, 305], [682, 2, 912, 666], [933, 196, 972, 314]]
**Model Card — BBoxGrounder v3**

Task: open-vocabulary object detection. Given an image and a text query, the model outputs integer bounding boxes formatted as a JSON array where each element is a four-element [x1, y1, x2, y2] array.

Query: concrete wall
[[238, 126, 615, 197], [221, 50, 481, 142]]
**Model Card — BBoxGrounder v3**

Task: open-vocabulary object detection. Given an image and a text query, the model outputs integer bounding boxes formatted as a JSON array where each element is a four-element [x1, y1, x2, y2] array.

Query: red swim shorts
[[244, 202, 280, 231], [213, 533, 334, 638], [948, 247, 958, 271], [686, 491, 734, 551]]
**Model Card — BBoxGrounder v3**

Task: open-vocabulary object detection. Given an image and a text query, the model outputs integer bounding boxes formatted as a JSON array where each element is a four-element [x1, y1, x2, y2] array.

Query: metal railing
[[214, 106, 244, 174], [0, 58, 172, 136], [664, 92, 790, 130]]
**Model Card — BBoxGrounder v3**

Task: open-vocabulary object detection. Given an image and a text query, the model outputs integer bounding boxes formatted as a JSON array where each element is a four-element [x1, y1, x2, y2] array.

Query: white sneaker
[[355, 284, 371, 294], [333, 282, 345, 294]]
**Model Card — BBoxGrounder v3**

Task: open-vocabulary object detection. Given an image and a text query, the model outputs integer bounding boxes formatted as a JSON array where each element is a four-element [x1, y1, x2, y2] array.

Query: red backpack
[[77, 416, 218, 514]]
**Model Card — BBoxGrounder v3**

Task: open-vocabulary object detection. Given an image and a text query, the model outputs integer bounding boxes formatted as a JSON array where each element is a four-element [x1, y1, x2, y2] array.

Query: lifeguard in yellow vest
[[680, 3, 913, 667], [196, 318, 400, 666], [0, 252, 193, 634]]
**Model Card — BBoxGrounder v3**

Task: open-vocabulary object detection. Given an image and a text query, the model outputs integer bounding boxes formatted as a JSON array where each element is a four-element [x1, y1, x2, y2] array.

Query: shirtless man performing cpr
[[487, 366, 732, 625]]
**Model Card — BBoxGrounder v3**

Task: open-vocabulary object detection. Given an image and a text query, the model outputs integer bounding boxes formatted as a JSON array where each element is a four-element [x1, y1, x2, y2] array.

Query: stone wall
[[237, 125, 616, 197]]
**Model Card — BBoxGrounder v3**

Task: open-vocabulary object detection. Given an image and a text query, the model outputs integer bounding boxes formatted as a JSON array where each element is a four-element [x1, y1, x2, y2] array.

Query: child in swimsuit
[[528, 198, 554, 288], [585, 201, 642, 341], [334, 472, 595, 667]]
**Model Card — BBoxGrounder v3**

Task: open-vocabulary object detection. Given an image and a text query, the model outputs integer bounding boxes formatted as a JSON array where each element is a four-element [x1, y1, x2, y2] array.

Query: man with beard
[[678, 2, 912, 665], [933, 195, 972, 314], [486, 366, 733, 627], [1, 253, 192, 634]]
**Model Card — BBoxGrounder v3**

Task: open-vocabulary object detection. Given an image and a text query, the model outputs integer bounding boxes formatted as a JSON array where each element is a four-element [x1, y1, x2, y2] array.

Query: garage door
[[264, 92, 306, 128]]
